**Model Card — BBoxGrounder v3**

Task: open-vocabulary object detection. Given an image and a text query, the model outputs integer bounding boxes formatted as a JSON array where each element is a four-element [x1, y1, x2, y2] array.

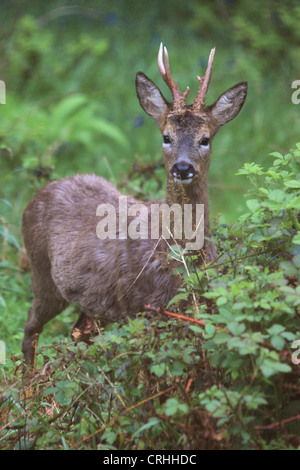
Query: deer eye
[[163, 135, 171, 144], [199, 137, 210, 147]]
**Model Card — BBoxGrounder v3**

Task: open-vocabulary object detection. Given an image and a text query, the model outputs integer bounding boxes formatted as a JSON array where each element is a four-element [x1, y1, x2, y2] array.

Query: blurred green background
[[1, 0, 299, 224], [0, 0, 299, 356]]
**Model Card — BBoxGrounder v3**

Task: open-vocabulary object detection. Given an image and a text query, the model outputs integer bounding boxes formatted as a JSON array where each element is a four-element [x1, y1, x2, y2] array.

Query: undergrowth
[[1, 146, 299, 450]]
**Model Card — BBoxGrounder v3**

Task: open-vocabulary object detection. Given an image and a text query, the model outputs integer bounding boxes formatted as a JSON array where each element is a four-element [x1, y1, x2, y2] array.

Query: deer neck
[[166, 174, 210, 238]]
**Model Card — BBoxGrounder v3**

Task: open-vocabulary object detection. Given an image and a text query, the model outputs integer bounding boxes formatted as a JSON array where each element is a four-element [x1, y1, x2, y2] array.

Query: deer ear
[[209, 82, 247, 127], [136, 72, 170, 123]]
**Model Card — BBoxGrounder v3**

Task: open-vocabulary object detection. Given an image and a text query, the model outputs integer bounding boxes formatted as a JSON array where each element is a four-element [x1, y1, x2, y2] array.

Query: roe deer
[[22, 44, 247, 364]]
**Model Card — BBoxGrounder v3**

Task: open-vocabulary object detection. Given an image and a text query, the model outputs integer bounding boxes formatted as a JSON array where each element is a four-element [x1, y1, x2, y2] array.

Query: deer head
[[136, 43, 247, 189]]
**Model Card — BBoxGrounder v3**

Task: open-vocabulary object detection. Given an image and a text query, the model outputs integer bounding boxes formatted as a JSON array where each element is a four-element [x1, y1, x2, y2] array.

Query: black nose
[[171, 162, 196, 181]]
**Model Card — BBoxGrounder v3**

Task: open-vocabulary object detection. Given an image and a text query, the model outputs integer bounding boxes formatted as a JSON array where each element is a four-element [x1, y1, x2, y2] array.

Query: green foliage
[[4, 14, 110, 98], [189, 146, 300, 447], [1, 148, 299, 450], [189, 0, 300, 75]]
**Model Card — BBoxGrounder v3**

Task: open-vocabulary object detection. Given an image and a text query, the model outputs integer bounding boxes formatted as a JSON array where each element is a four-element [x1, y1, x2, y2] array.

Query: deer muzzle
[[171, 162, 197, 185]]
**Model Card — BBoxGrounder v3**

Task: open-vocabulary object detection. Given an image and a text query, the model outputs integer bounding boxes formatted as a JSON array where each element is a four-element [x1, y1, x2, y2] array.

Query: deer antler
[[192, 47, 216, 111], [158, 43, 190, 113]]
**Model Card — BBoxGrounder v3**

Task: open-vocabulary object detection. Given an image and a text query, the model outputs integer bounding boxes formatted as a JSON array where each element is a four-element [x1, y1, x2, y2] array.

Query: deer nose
[[171, 162, 196, 183]]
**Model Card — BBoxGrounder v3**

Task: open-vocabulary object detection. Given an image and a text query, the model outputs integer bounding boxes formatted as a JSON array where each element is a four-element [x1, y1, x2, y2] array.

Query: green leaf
[[292, 232, 300, 244], [228, 322, 246, 336], [0, 227, 21, 250], [284, 179, 300, 188], [15, 439, 34, 450], [61, 436, 70, 450], [236, 163, 264, 175], [246, 199, 261, 213], [279, 261, 298, 276], [293, 253, 300, 267], [90, 119, 129, 150], [270, 336, 285, 350], [216, 296, 228, 306], [202, 291, 220, 299], [269, 152, 284, 159], [189, 325, 204, 333], [132, 418, 161, 437], [50, 94, 88, 125], [165, 398, 188, 417], [267, 324, 286, 335], [167, 291, 189, 307], [43, 380, 78, 405], [213, 332, 231, 344], [267, 189, 286, 203], [205, 323, 216, 337], [171, 360, 185, 376], [102, 430, 118, 444], [150, 363, 166, 377], [260, 358, 292, 377]]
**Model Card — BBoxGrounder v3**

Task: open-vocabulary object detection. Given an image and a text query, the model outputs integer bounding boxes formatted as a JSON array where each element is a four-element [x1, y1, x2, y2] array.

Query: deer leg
[[22, 295, 68, 366]]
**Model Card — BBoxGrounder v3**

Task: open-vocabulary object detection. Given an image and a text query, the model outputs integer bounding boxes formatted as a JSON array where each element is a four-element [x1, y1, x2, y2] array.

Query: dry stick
[[145, 304, 226, 331], [32, 334, 38, 370], [254, 414, 300, 430], [82, 385, 174, 443], [96, 365, 127, 409], [145, 306, 292, 356], [185, 378, 193, 395], [163, 230, 200, 315]]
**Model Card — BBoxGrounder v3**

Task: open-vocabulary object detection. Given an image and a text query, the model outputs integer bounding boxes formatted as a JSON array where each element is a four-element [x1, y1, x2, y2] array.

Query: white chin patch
[[173, 177, 193, 185]]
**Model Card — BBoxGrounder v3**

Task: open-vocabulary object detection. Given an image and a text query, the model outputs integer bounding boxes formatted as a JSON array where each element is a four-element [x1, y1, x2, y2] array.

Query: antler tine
[[192, 47, 216, 110], [158, 42, 167, 78], [158, 43, 190, 112]]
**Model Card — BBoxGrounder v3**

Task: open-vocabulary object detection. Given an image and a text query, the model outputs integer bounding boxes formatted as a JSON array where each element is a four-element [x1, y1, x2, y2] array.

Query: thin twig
[[254, 414, 300, 430], [163, 229, 199, 315], [82, 385, 175, 443], [96, 365, 127, 408]]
